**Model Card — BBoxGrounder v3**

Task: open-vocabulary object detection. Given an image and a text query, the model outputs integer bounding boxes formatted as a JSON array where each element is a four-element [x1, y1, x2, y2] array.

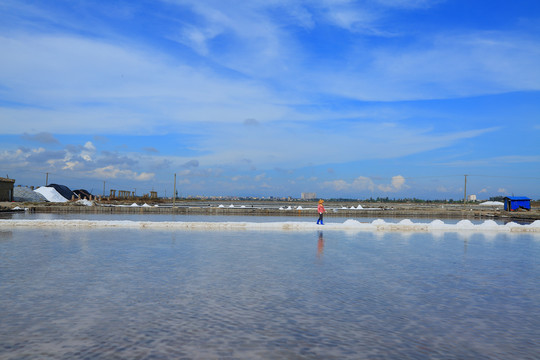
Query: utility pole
[[103, 181, 106, 197], [463, 174, 468, 205], [173, 173, 176, 208], [45, 172, 49, 186]]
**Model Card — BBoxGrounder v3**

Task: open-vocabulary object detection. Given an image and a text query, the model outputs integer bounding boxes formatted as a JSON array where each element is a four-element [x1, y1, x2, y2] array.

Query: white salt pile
[[479, 201, 504, 206], [76, 199, 94, 206], [130, 203, 139, 207], [34, 186, 69, 202], [142, 203, 151, 207], [2, 218, 538, 233]]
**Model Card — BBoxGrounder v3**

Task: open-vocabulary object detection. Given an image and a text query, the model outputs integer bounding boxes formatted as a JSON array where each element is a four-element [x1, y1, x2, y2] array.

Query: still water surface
[[0, 223, 538, 359]]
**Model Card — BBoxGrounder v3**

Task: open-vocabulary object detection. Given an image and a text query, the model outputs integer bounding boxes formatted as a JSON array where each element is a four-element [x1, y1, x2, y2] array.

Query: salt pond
[[0, 215, 539, 359]]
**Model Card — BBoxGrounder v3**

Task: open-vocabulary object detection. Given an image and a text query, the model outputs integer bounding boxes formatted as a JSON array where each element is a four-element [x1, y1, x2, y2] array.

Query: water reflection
[[317, 231, 324, 259], [0, 229, 538, 359]]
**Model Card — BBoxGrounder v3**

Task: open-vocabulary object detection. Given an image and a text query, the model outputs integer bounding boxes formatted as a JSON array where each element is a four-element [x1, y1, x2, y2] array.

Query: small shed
[[504, 196, 531, 211], [0, 177, 16, 202]]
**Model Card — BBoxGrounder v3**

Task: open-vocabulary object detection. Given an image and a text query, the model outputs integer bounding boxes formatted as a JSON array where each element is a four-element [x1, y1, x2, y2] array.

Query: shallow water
[[0, 227, 538, 359]]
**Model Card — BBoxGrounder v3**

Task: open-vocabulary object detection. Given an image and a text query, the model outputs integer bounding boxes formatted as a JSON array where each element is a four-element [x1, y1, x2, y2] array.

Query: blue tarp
[[504, 196, 531, 211]]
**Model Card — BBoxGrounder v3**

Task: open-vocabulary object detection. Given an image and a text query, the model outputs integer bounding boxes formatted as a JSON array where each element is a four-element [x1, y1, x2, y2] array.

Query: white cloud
[[0, 34, 292, 135], [92, 166, 155, 181], [254, 173, 266, 181], [377, 175, 406, 192], [324, 174, 407, 193], [323, 176, 375, 192], [498, 188, 507, 194], [84, 142, 96, 152]]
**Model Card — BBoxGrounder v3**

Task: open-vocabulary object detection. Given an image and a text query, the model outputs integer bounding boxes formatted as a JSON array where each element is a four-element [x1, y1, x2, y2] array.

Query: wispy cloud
[[437, 155, 540, 167], [21, 132, 59, 144]]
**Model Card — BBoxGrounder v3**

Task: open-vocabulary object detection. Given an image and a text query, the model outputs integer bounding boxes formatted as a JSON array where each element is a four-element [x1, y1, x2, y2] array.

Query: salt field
[[1, 215, 539, 359]]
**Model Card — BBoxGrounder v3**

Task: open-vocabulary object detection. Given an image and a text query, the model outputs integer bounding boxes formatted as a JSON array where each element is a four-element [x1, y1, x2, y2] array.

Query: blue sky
[[1, 0, 539, 199]]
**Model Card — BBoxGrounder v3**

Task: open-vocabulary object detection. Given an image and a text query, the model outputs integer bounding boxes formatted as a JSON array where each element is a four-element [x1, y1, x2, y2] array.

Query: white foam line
[[1, 219, 539, 232]]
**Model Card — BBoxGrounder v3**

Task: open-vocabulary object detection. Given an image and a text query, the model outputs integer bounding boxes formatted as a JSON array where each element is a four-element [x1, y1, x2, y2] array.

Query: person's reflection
[[317, 231, 324, 258]]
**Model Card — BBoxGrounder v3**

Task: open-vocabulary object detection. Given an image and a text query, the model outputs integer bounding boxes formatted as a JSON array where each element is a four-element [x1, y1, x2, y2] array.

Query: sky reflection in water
[[0, 227, 538, 359]]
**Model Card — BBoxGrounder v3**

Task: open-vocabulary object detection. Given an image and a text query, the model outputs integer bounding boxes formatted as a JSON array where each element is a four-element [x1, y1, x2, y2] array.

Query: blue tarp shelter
[[504, 196, 531, 211]]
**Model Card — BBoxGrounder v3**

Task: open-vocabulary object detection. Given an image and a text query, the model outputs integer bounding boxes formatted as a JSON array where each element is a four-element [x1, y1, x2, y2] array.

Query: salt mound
[[286, 206, 292, 210], [130, 203, 139, 207], [398, 219, 415, 225], [530, 220, 540, 228], [456, 220, 474, 228], [343, 219, 361, 226], [371, 219, 386, 225], [13, 187, 47, 202], [218, 204, 224, 208], [479, 201, 504, 206], [297, 206, 303, 210], [76, 199, 94, 206], [478, 220, 499, 228], [142, 203, 151, 207], [357, 204, 363, 209], [34, 186, 68, 202], [241, 205, 246, 208], [429, 219, 445, 226], [46, 184, 74, 200], [229, 204, 234, 208]]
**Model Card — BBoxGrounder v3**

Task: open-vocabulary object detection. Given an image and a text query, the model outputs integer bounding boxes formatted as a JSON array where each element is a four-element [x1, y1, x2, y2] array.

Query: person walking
[[317, 199, 325, 225]]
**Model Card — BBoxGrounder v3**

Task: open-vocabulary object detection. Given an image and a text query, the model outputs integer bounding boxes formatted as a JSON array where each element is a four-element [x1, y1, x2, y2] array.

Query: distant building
[[504, 196, 531, 211], [301, 192, 317, 200], [0, 177, 15, 202]]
